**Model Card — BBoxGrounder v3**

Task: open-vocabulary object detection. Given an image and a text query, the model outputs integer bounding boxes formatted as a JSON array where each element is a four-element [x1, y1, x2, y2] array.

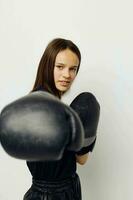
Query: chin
[[58, 87, 70, 93]]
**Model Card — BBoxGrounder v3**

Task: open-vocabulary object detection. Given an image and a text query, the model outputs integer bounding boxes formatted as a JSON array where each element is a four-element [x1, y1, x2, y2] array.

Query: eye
[[55, 65, 64, 70], [70, 67, 77, 72]]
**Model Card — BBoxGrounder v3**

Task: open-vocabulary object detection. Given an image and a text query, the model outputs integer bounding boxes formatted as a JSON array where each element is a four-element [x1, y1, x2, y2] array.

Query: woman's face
[[54, 49, 79, 93]]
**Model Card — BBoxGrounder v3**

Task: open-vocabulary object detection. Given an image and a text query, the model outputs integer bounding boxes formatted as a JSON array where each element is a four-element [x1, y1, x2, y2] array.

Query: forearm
[[76, 153, 89, 165]]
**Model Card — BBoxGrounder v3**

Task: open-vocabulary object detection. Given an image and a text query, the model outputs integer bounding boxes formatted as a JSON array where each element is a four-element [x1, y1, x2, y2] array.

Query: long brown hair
[[31, 38, 81, 98]]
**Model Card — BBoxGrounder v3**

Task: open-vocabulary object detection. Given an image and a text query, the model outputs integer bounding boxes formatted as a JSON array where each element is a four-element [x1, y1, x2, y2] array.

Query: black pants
[[23, 173, 82, 200]]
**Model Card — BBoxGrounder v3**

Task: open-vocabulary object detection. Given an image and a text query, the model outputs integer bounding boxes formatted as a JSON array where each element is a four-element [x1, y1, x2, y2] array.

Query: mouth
[[58, 80, 71, 86]]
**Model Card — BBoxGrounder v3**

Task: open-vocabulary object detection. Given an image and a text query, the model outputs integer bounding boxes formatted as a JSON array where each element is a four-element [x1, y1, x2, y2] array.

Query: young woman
[[23, 38, 96, 200]]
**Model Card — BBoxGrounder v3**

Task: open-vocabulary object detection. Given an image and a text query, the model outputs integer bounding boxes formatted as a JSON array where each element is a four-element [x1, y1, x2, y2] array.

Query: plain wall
[[0, 0, 132, 199]]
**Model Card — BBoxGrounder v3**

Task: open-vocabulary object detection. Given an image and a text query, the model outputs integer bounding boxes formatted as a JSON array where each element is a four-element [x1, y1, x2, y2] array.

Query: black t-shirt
[[26, 142, 95, 181], [27, 150, 76, 181], [26, 87, 96, 181]]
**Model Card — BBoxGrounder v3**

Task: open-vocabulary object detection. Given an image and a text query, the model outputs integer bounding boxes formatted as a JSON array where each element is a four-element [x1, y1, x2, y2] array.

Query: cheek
[[71, 73, 77, 81], [54, 69, 60, 81]]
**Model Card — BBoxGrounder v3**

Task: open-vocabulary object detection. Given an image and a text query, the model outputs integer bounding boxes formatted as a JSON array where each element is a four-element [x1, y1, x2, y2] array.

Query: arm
[[70, 93, 100, 165], [76, 153, 89, 165]]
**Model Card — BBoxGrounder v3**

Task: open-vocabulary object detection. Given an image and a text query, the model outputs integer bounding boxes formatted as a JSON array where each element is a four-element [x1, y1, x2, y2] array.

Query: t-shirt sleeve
[[76, 138, 97, 155]]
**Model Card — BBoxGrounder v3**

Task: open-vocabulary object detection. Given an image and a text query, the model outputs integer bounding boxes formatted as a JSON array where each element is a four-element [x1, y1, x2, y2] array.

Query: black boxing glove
[[0, 91, 84, 161], [70, 92, 100, 155]]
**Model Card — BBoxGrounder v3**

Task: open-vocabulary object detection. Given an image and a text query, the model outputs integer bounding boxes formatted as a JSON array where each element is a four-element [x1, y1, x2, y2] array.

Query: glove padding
[[0, 91, 84, 161], [70, 92, 100, 151]]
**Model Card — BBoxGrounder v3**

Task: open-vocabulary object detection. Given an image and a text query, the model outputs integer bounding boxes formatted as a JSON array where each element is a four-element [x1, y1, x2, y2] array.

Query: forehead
[[55, 49, 79, 66]]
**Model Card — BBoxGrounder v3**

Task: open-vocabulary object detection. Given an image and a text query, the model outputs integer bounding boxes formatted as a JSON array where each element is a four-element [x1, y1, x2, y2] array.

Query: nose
[[62, 69, 70, 78]]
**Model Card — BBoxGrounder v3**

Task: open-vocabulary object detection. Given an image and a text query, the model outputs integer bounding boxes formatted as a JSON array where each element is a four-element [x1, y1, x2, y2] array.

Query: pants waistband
[[32, 173, 79, 193]]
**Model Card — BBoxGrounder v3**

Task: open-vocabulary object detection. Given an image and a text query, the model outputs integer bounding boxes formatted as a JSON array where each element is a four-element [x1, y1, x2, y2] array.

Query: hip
[[23, 173, 82, 200]]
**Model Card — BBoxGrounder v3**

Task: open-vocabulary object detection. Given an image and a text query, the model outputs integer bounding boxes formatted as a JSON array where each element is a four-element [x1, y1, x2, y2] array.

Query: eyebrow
[[55, 62, 78, 68], [55, 62, 65, 65]]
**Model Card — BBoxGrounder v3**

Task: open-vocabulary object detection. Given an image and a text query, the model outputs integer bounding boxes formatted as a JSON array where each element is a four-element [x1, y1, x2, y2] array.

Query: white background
[[0, 0, 133, 199]]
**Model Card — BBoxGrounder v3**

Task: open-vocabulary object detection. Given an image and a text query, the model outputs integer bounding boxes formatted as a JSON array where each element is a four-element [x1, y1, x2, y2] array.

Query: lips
[[58, 80, 70, 86]]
